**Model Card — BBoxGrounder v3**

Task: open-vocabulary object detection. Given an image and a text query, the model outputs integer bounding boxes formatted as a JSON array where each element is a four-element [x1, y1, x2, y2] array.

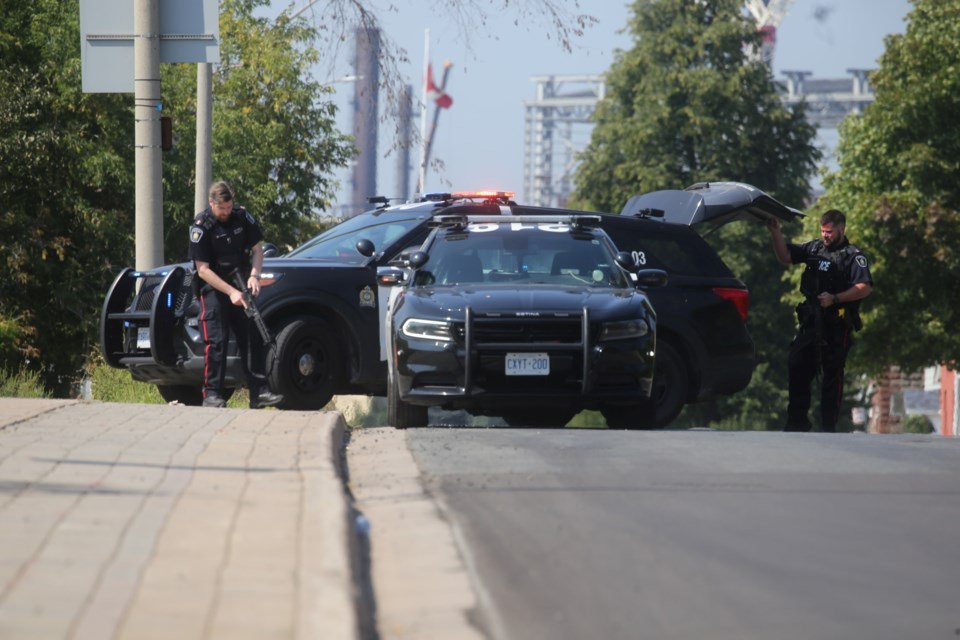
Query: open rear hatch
[[621, 182, 804, 227]]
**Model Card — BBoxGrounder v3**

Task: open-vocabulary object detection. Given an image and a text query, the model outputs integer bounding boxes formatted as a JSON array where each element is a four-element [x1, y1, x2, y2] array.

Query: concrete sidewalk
[[0, 398, 357, 640]]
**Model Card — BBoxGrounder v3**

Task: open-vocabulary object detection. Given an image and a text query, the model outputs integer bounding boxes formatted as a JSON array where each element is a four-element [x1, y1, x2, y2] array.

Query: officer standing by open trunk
[[767, 210, 873, 432], [188, 181, 283, 409]]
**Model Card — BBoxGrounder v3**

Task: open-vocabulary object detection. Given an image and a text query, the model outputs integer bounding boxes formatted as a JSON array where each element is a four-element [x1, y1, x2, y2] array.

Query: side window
[[383, 229, 430, 265]]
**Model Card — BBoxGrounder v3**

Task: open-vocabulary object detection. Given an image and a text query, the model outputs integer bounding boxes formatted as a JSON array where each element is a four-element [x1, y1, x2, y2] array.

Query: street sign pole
[[134, 0, 163, 270]]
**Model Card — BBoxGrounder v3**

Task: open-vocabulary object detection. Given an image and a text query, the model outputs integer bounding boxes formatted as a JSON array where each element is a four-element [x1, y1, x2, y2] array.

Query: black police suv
[[100, 183, 800, 426], [380, 213, 667, 428]]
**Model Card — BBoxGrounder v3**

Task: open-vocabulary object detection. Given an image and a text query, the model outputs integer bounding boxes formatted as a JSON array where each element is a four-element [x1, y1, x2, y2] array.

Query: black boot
[[203, 392, 227, 408]]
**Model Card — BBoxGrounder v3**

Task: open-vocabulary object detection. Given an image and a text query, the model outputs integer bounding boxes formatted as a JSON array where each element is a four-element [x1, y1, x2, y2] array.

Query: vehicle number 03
[[632, 250, 647, 266]]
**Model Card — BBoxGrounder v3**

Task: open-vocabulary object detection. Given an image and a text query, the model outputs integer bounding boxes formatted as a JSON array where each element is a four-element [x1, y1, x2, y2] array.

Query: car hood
[[620, 182, 803, 227], [404, 285, 649, 319]]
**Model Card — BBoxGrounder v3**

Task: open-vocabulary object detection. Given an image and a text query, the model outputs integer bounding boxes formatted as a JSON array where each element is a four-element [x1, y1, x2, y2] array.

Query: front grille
[[459, 307, 591, 396], [132, 273, 194, 314], [455, 315, 585, 345], [134, 276, 164, 311]]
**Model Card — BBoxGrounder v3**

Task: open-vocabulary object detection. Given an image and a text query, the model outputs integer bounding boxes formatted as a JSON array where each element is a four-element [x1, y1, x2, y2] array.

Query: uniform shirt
[[788, 237, 873, 320], [188, 206, 264, 277]]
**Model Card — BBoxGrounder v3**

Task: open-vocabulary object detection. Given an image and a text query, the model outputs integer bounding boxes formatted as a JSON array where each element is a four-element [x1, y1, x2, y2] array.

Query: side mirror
[[635, 268, 668, 288], [377, 266, 406, 287], [262, 242, 279, 258], [615, 251, 638, 272], [408, 251, 430, 269], [356, 238, 376, 257]]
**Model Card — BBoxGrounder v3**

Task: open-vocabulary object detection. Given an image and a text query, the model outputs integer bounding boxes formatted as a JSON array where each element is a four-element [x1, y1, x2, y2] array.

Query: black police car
[[380, 214, 667, 428], [100, 183, 800, 425]]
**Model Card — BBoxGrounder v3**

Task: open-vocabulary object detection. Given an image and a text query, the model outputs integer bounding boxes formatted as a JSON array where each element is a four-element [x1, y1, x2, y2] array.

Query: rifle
[[229, 269, 275, 383], [229, 269, 274, 347]]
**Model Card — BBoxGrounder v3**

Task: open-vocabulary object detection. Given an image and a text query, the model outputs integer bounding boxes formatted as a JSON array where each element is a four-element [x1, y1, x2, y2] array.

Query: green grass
[[0, 365, 50, 398], [87, 355, 249, 408]]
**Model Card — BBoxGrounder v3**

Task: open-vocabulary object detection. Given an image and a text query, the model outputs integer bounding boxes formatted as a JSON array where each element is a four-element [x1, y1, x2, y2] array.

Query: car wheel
[[268, 316, 342, 410], [647, 341, 689, 428], [386, 367, 428, 429], [156, 385, 234, 406], [501, 410, 575, 428]]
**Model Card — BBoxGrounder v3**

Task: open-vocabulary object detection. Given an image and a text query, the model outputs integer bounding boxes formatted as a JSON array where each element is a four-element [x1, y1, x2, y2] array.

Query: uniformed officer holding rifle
[[188, 181, 283, 409], [767, 209, 873, 432]]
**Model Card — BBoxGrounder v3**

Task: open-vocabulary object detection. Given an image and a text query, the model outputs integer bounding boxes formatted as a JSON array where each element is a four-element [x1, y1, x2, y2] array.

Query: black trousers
[[786, 322, 852, 432], [199, 286, 266, 398]]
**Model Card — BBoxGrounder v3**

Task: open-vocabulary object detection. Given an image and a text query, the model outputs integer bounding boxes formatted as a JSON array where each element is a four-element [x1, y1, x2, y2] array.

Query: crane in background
[[744, 0, 796, 66]]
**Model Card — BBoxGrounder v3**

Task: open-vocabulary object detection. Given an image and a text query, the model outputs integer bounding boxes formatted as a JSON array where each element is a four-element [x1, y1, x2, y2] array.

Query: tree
[[818, 0, 960, 374], [571, 0, 821, 429], [0, 0, 353, 393], [0, 0, 134, 391], [160, 0, 354, 258]]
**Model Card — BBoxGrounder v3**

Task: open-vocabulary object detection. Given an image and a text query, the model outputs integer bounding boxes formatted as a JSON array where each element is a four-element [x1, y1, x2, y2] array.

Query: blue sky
[[288, 0, 912, 209]]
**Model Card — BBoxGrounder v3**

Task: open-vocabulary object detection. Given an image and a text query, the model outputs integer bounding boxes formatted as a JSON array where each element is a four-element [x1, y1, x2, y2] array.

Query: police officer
[[767, 210, 873, 432], [188, 181, 283, 409]]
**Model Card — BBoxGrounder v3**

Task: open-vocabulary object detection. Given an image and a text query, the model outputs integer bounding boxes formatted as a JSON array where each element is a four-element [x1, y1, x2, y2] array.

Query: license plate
[[137, 327, 151, 349], [505, 353, 550, 376]]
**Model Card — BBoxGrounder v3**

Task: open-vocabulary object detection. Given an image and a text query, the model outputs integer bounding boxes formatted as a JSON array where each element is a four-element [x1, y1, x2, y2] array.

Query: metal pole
[[134, 0, 163, 270], [416, 29, 429, 195], [195, 63, 213, 214], [396, 83, 412, 202]]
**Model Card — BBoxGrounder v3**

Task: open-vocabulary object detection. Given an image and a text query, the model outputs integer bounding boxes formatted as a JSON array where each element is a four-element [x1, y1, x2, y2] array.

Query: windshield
[[285, 210, 428, 261], [414, 222, 630, 288]]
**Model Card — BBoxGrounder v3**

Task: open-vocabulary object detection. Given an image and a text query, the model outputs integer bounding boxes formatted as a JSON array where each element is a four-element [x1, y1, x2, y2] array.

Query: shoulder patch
[[244, 210, 256, 226], [856, 255, 868, 268], [190, 227, 203, 243]]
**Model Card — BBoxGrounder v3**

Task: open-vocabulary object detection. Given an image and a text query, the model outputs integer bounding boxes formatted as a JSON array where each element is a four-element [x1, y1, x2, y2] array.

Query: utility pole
[[195, 63, 213, 213], [134, 0, 163, 270]]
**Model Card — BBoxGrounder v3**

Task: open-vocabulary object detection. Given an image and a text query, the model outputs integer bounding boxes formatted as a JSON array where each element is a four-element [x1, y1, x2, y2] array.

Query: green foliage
[[0, 0, 352, 396], [900, 414, 934, 435], [0, 365, 50, 399], [160, 1, 354, 259], [820, 0, 960, 373], [571, 0, 820, 430], [88, 359, 164, 404], [572, 0, 818, 212]]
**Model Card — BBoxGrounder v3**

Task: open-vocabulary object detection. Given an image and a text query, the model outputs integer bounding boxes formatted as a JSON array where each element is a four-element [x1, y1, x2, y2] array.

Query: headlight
[[401, 318, 453, 342], [599, 319, 649, 341]]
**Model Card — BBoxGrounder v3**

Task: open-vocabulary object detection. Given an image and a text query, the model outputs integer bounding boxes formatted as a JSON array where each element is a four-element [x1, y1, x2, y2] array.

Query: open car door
[[621, 182, 804, 227]]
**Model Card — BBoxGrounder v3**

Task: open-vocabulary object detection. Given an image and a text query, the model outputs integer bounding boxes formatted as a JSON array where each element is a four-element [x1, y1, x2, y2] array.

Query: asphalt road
[[402, 428, 960, 640]]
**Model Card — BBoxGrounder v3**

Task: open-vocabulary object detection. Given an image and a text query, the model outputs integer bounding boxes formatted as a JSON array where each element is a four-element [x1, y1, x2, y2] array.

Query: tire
[[501, 410, 575, 428], [648, 341, 688, 427], [268, 316, 342, 410], [602, 341, 688, 429], [386, 368, 428, 429], [156, 385, 234, 406]]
